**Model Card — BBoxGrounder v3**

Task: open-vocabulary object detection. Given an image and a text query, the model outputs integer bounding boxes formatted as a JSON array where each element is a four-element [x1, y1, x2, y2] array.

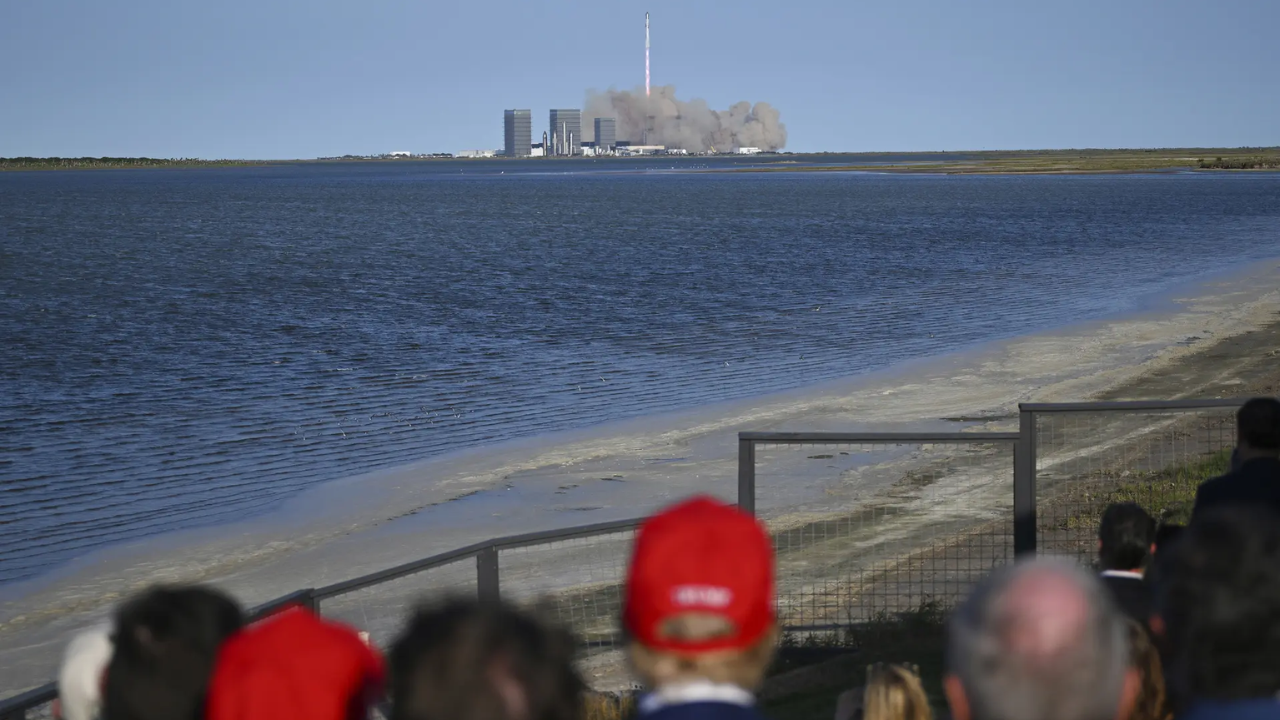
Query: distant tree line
[[0, 157, 261, 170], [1197, 156, 1280, 170]]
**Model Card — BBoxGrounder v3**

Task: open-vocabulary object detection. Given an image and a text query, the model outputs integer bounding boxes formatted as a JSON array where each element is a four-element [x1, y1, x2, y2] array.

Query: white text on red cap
[[671, 585, 733, 608]]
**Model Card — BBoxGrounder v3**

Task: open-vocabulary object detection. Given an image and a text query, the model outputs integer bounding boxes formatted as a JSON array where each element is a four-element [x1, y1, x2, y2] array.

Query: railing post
[[738, 436, 756, 516], [1014, 407, 1038, 557], [477, 546, 500, 603]]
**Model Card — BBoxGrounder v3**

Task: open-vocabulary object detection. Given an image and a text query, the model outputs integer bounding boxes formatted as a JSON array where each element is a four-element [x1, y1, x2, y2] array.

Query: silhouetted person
[[102, 585, 244, 720], [944, 557, 1138, 720], [1153, 523, 1184, 556], [1097, 502, 1156, 628], [1191, 398, 1280, 521], [1149, 507, 1280, 719], [388, 598, 583, 720]]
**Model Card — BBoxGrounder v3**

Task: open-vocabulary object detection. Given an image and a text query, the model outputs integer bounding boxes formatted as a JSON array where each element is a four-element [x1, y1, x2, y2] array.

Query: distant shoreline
[[3, 148, 1278, 174], [0, 158, 265, 172]]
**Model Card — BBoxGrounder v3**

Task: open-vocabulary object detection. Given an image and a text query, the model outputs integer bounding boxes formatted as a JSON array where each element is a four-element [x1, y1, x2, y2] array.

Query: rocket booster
[[645, 12, 650, 97]]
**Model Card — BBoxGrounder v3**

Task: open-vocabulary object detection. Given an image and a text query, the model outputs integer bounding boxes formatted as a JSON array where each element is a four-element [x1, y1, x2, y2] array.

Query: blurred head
[[1236, 397, 1280, 459], [1098, 502, 1156, 572], [1150, 506, 1280, 704], [944, 557, 1138, 720], [623, 496, 778, 691], [1125, 621, 1169, 720], [57, 624, 113, 720], [206, 606, 384, 720], [389, 598, 583, 720], [1152, 523, 1183, 556], [863, 663, 931, 720], [102, 585, 244, 720]]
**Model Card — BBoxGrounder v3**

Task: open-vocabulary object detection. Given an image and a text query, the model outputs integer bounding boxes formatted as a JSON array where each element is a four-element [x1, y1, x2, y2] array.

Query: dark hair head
[[1154, 523, 1184, 554], [1151, 506, 1280, 702], [389, 598, 584, 720], [1237, 398, 1280, 452], [103, 585, 244, 720], [1099, 502, 1156, 571]]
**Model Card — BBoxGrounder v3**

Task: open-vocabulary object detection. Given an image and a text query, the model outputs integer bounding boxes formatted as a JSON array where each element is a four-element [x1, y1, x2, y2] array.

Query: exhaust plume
[[584, 85, 787, 153]]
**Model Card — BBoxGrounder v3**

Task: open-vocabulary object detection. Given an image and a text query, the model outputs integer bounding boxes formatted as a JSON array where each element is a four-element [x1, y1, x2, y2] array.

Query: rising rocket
[[645, 12, 650, 98]]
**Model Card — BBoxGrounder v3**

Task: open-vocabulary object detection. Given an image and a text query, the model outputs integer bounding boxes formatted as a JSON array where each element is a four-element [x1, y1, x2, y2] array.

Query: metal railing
[[1, 397, 1257, 717]]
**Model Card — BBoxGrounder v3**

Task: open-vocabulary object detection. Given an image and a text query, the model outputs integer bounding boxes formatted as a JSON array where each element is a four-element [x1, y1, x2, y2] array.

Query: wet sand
[[2, 260, 1278, 697]]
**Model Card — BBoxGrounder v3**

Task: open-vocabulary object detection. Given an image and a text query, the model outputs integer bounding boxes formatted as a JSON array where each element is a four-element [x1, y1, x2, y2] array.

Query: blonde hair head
[[627, 614, 778, 691], [863, 663, 931, 720], [1125, 620, 1170, 720]]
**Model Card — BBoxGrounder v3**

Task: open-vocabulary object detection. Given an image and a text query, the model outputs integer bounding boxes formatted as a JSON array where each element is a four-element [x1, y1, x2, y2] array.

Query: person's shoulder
[[1196, 471, 1234, 503]]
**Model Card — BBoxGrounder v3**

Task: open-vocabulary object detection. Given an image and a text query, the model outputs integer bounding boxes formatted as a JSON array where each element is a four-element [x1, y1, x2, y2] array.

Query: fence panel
[[496, 527, 638, 691], [1031, 404, 1237, 566], [747, 437, 1016, 632], [316, 554, 478, 649]]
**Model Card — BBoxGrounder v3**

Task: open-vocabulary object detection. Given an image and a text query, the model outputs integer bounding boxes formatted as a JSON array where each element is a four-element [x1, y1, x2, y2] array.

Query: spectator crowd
[[38, 397, 1280, 720]]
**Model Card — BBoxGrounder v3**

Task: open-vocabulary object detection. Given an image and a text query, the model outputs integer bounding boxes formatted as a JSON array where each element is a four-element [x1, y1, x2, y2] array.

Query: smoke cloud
[[584, 85, 787, 153]]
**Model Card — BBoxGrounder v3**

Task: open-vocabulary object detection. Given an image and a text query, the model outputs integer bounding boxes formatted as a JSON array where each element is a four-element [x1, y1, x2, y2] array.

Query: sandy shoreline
[[2, 259, 1278, 696]]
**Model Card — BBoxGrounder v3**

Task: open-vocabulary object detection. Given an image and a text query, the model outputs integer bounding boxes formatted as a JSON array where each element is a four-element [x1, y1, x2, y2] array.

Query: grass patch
[[1046, 448, 1229, 534]]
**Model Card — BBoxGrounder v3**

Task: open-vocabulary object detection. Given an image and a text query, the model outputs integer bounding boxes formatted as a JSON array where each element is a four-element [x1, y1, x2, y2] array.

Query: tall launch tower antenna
[[645, 12, 650, 97]]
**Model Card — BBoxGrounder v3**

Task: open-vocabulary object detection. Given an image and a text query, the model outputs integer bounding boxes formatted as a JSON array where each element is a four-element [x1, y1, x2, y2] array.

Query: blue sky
[[2, 0, 1276, 158]]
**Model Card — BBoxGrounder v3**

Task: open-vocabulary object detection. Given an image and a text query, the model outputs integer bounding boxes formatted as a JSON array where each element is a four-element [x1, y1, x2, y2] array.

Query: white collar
[[640, 681, 755, 713], [1101, 570, 1144, 580]]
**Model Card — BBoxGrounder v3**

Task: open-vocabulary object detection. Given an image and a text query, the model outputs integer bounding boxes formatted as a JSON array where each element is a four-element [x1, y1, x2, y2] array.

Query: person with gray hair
[[943, 557, 1140, 720]]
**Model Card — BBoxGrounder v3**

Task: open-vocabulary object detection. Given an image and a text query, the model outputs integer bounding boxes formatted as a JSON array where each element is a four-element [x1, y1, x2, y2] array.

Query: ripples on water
[[1, 162, 1278, 585]]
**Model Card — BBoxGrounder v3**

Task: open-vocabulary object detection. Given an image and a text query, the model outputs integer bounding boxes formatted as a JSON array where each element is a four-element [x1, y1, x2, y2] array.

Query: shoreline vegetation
[[0, 157, 264, 171], [4, 147, 1279, 174], [715, 147, 1280, 175]]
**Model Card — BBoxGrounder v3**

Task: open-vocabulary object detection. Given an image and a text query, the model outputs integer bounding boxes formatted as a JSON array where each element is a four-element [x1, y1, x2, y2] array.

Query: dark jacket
[[1179, 698, 1280, 720], [1192, 458, 1280, 521], [1099, 571, 1151, 628]]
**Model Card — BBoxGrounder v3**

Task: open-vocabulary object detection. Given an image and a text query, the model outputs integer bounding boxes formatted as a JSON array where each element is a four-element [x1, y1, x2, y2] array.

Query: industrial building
[[594, 118, 617, 152], [549, 109, 582, 156], [616, 144, 666, 156], [504, 109, 531, 157]]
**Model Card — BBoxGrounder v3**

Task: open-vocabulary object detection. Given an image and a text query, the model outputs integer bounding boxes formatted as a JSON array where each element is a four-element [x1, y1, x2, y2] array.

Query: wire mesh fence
[[750, 439, 1015, 631], [1033, 406, 1236, 566], [317, 554, 478, 650], [497, 529, 635, 645], [497, 527, 639, 690]]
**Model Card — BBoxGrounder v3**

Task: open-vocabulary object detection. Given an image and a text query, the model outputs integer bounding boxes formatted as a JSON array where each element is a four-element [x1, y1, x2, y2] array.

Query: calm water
[[2, 161, 1278, 585]]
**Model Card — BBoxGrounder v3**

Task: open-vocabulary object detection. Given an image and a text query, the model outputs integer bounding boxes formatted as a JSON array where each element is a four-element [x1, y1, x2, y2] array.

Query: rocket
[[645, 12, 650, 97]]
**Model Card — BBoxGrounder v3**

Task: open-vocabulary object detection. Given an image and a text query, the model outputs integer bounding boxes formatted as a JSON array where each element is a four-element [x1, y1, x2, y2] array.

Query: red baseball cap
[[623, 495, 776, 654], [206, 607, 384, 720]]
